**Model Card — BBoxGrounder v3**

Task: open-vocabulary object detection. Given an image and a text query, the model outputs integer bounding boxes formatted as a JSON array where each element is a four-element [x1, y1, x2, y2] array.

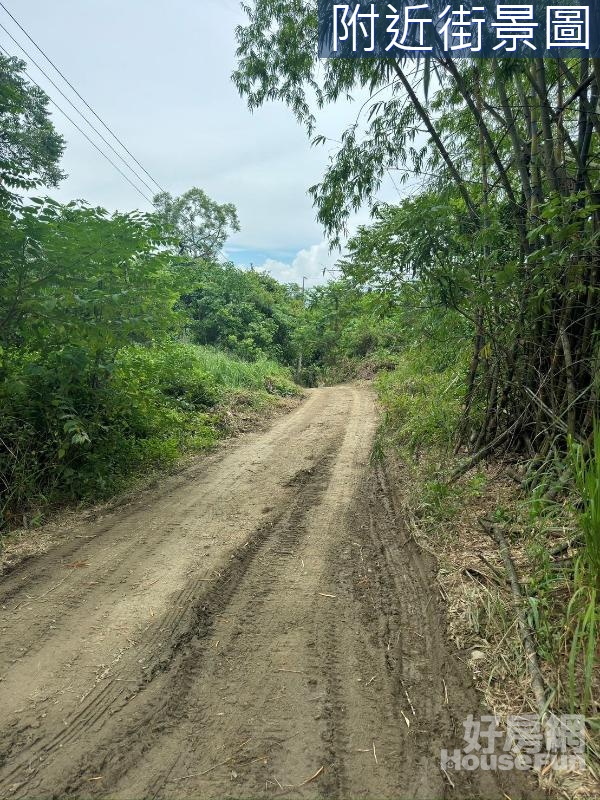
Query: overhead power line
[[0, 34, 230, 254], [0, 22, 159, 201], [0, 42, 155, 205], [0, 1, 166, 196]]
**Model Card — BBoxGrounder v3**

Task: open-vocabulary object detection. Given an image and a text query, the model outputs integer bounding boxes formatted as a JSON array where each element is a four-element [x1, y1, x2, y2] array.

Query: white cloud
[[8, 0, 415, 267], [258, 241, 342, 288]]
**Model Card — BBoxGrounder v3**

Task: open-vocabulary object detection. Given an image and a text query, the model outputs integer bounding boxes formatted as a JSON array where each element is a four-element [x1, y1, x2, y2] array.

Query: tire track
[[0, 441, 342, 798], [0, 387, 542, 800]]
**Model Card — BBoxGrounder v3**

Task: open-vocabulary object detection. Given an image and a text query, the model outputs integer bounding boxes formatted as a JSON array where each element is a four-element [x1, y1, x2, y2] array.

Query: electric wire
[[0, 20, 159, 199], [0, 42, 155, 205], [0, 11, 232, 255], [0, 1, 166, 195], [1, 43, 229, 258]]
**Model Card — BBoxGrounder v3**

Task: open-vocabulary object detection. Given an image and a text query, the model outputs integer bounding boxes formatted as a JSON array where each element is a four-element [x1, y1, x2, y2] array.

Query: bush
[[0, 342, 298, 529], [375, 340, 467, 452]]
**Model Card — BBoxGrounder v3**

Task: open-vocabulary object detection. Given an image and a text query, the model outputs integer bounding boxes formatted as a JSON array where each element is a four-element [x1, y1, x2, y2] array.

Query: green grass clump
[[0, 342, 299, 531], [189, 346, 299, 395], [375, 352, 465, 452], [565, 427, 600, 715]]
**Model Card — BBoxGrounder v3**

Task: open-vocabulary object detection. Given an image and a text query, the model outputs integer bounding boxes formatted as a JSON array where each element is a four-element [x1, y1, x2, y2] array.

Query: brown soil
[[0, 386, 541, 799]]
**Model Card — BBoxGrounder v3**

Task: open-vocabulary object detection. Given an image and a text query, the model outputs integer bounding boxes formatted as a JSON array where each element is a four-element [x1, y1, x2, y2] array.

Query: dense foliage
[[234, 7, 599, 460], [181, 260, 302, 363], [0, 54, 65, 199], [0, 60, 300, 531], [0, 192, 297, 527]]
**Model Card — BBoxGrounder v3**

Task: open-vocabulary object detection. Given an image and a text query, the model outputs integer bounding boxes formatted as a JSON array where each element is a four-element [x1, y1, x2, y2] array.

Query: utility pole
[[295, 276, 307, 384]]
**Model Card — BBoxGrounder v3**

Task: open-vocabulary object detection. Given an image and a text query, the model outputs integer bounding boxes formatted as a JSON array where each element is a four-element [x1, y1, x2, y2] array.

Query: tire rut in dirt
[[0, 442, 342, 799], [0, 388, 543, 800], [362, 461, 543, 799], [86, 442, 342, 800]]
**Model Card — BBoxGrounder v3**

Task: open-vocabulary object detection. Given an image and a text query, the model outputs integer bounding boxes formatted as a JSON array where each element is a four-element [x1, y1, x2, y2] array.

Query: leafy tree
[[0, 54, 65, 200], [153, 187, 240, 260], [0, 198, 184, 515], [234, 4, 600, 459], [182, 261, 302, 363], [0, 199, 178, 354]]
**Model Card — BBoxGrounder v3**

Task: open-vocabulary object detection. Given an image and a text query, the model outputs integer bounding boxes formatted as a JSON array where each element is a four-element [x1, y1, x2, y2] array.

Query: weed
[[569, 426, 600, 589], [0, 343, 298, 531]]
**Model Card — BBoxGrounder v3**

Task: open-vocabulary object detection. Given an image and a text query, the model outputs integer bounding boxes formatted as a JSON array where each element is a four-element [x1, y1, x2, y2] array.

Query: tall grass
[[375, 356, 465, 452], [570, 426, 600, 589], [565, 426, 600, 715], [191, 346, 297, 393], [0, 342, 298, 531]]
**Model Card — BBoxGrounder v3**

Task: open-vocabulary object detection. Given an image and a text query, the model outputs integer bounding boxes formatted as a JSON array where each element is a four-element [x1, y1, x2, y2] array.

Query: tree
[[0, 199, 178, 354], [153, 187, 240, 260], [234, 4, 600, 458], [0, 54, 65, 200], [0, 197, 185, 516], [181, 260, 302, 363]]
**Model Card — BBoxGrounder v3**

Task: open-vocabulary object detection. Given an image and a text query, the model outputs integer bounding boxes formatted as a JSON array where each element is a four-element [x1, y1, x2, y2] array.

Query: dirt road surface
[[0, 386, 540, 799]]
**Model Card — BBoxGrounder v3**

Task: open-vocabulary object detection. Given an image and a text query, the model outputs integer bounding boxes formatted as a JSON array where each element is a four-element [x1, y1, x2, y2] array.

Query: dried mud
[[0, 386, 541, 799]]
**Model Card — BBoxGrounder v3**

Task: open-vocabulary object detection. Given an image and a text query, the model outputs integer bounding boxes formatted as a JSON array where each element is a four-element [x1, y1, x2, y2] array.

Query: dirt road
[[0, 386, 539, 799]]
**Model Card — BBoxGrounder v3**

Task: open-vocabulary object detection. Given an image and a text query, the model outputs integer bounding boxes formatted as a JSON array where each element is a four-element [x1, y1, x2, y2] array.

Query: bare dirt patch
[[0, 393, 302, 578], [0, 386, 540, 799]]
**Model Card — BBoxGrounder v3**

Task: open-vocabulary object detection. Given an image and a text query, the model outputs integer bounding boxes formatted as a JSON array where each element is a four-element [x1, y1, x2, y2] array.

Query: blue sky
[[1, 0, 402, 286]]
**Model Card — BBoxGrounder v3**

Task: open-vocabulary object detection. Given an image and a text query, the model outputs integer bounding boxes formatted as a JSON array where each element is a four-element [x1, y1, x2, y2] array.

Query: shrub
[[0, 342, 298, 529]]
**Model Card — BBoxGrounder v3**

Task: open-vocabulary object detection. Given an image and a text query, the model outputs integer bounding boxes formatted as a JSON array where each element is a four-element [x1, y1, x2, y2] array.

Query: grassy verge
[[375, 354, 600, 799], [0, 342, 300, 535]]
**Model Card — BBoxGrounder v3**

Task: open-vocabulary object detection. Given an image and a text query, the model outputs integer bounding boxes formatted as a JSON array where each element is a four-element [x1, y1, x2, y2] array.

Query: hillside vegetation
[[1, 32, 599, 788], [0, 54, 300, 529]]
